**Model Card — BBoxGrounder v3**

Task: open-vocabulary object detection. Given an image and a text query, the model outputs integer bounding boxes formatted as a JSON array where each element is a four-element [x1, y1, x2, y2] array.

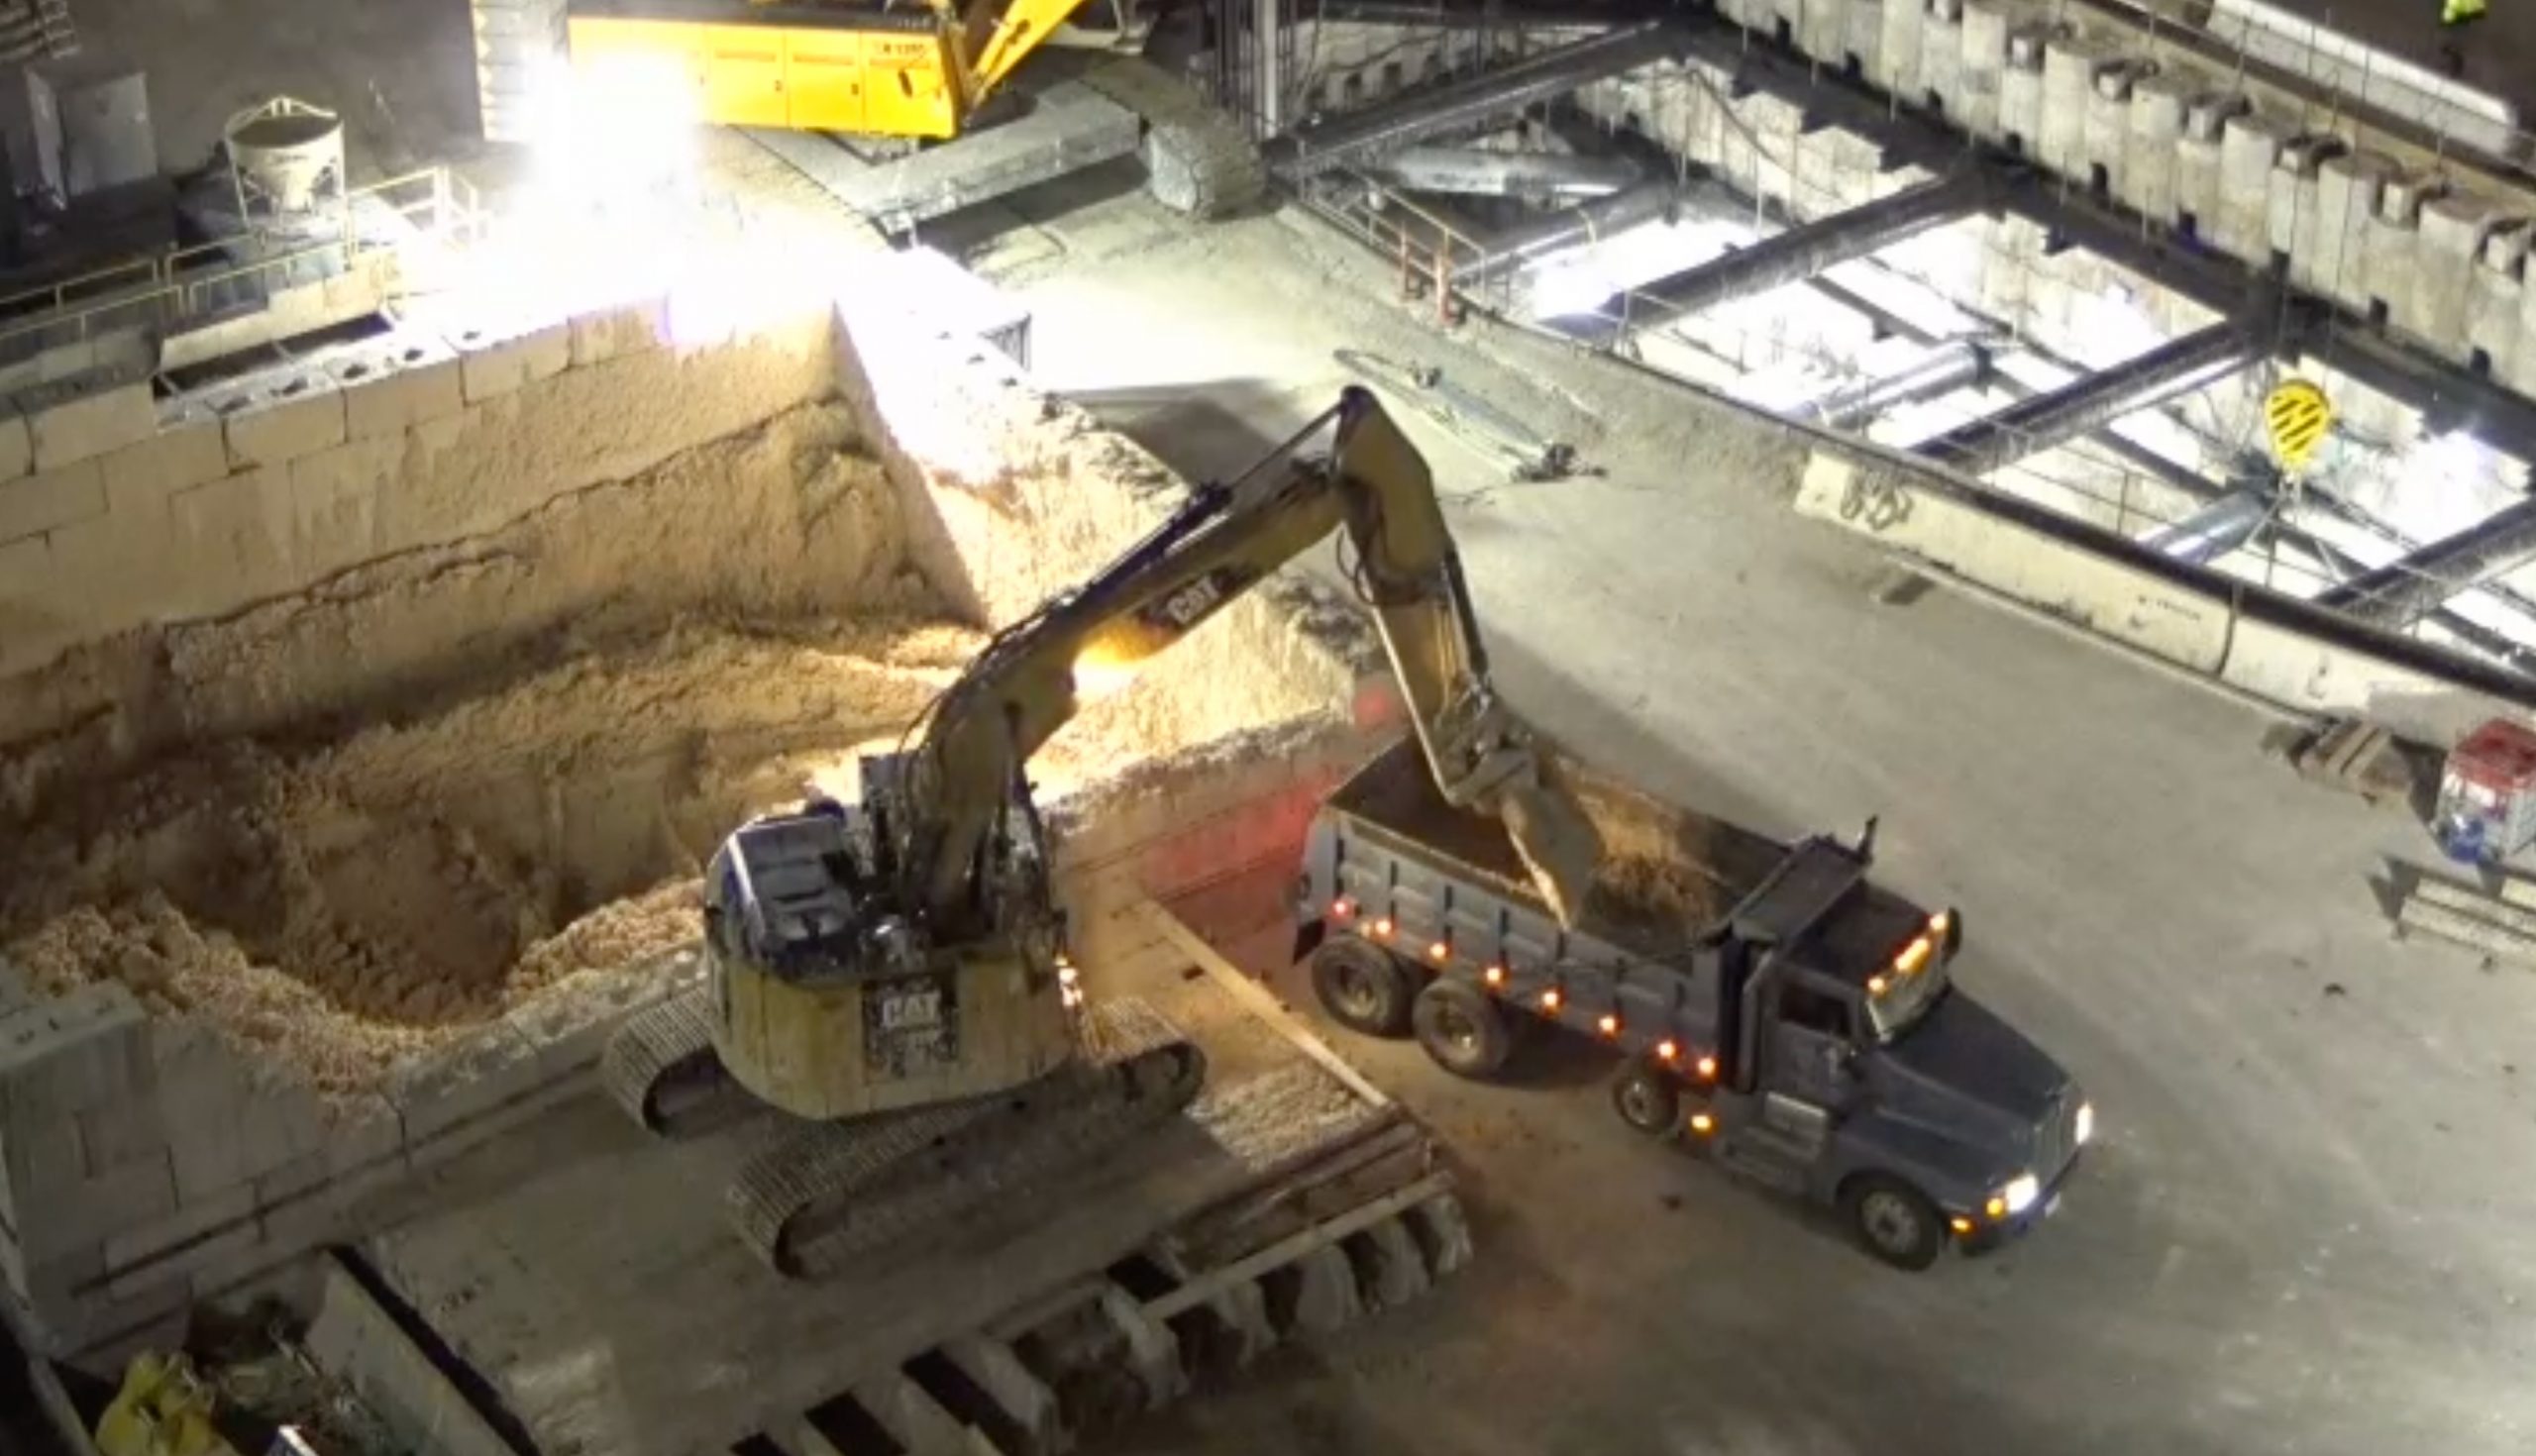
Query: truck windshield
[[1866, 958, 1948, 1042]]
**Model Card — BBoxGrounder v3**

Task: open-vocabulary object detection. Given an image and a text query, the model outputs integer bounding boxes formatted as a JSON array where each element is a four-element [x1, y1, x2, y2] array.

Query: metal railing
[[0, 166, 485, 363]]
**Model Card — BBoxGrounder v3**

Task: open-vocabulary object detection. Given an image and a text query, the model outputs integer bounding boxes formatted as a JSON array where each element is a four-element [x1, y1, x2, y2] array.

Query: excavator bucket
[[1500, 779, 1603, 929]]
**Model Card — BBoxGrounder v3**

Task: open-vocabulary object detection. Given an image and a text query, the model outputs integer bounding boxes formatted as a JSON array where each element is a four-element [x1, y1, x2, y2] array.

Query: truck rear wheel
[[1840, 1175, 1944, 1272], [1310, 938, 1414, 1037], [1412, 980, 1513, 1080], [1608, 1060, 1682, 1137]]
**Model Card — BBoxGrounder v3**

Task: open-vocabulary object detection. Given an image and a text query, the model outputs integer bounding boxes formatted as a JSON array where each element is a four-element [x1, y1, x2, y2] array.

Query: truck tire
[[1840, 1175, 1945, 1272], [1608, 1060, 1681, 1137], [1412, 980, 1514, 1080], [1310, 938, 1414, 1037]]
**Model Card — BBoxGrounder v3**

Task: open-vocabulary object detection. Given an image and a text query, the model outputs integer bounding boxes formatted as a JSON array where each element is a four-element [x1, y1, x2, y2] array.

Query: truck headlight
[[2000, 1173, 2040, 1215], [2074, 1100, 2094, 1148]]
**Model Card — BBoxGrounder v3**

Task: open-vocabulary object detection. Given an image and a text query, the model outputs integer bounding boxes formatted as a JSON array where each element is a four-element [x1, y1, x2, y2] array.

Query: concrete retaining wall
[[1795, 442, 2536, 741]]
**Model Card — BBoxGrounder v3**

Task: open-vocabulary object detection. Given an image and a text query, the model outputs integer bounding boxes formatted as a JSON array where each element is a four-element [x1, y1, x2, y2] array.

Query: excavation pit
[[0, 290, 1375, 1361]]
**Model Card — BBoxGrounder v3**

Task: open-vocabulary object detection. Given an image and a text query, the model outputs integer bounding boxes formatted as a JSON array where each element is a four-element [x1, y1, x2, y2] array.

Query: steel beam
[[2313, 498, 2536, 626], [1915, 322, 2264, 477], [1265, 22, 1689, 181], [1660, 9, 2536, 465], [1363, 146, 1640, 199], [1568, 170, 1996, 342], [1787, 341, 1989, 430]]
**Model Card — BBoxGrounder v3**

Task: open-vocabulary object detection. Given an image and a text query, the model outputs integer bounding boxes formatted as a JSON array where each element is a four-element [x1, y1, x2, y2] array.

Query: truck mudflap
[[1955, 1154, 2081, 1256]]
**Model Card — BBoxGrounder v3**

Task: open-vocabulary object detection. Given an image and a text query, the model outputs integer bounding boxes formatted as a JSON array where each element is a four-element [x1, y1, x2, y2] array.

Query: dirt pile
[[1, 617, 1144, 1092]]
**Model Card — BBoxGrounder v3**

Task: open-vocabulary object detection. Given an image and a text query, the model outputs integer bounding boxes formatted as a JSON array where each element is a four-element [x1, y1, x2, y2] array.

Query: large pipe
[[1915, 322, 2263, 478], [1448, 179, 1682, 284], [1788, 341, 1989, 431], [1363, 146, 1641, 199], [1562, 171, 1996, 344], [2138, 488, 2273, 565], [1265, 22, 1688, 181]]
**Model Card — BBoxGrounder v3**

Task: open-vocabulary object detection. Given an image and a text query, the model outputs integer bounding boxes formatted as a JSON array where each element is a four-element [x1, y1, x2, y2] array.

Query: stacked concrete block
[[2362, 169, 2440, 329], [470, 0, 568, 145], [1917, 0, 1963, 117], [2478, 225, 2533, 388], [2267, 133, 2340, 272], [2408, 193, 2492, 359], [1793, 0, 1848, 67], [1843, 0, 1883, 83], [2174, 94, 2244, 239], [1876, 0, 1923, 97], [2121, 73, 2186, 225], [2209, 112, 2288, 265], [2038, 36, 2109, 176], [1955, 1, 2009, 140], [2308, 151, 2397, 310], [213, 365, 348, 471], [328, 333, 466, 440], [1999, 26, 2050, 155], [2080, 60, 2138, 193], [0, 948, 694, 1365]]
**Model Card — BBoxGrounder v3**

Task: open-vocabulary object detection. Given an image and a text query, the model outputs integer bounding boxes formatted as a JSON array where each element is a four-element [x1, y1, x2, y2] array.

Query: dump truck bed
[[1327, 737, 1796, 954]]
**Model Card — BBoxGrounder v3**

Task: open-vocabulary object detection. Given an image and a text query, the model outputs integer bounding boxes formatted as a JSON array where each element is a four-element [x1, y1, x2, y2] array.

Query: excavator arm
[[902, 385, 1601, 926], [956, 0, 1098, 102]]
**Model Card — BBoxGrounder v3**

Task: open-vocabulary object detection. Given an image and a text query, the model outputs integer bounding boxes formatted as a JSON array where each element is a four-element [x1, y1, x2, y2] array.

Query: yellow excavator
[[600, 386, 1599, 1278], [545, 0, 1265, 220]]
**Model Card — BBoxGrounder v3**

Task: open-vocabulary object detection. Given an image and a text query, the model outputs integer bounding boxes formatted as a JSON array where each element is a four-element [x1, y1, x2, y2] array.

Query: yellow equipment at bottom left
[[94, 1351, 244, 1456]]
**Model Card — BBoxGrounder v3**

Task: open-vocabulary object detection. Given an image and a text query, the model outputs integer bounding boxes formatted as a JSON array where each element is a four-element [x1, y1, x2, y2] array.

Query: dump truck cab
[[1295, 739, 2089, 1270], [1691, 837, 2087, 1264]]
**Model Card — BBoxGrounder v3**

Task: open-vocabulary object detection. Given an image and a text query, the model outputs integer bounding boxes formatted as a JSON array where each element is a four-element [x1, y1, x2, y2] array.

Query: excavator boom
[[907, 385, 1600, 925]]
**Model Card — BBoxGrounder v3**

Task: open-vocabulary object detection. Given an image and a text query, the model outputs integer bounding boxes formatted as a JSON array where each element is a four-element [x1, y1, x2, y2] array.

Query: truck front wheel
[[1840, 1175, 1944, 1272], [1412, 980, 1514, 1080], [1310, 938, 1415, 1037], [1608, 1060, 1682, 1137]]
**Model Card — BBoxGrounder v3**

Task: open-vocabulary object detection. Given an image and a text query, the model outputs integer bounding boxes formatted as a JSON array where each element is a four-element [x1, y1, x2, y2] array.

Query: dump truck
[[1294, 738, 2090, 1270]]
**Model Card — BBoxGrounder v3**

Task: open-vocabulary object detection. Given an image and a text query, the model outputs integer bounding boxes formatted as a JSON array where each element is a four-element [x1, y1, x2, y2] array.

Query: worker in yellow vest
[[2440, 0, 2487, 79]]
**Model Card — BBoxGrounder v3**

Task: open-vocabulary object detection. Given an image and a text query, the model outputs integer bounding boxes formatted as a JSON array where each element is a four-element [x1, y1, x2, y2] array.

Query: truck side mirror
[[1856, 815, 1879, 858]]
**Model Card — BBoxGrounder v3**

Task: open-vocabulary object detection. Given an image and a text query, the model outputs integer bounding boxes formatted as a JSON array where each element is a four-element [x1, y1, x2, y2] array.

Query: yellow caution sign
[[2265, 379, 2333, 471]]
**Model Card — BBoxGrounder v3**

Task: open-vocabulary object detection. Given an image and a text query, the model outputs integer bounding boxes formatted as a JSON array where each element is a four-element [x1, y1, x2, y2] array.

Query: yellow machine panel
[[566, 9, 965, 140], [702, 24, 790, 127], [856, 28, 961, 140], [783, 30, 867, 133], [566, 15, 709, 112]]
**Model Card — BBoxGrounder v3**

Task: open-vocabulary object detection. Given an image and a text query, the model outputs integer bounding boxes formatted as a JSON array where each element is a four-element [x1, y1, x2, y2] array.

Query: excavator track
[[725, 996, 1206, 1280], [599, 988, 736, 1138], [1084, 56, 1267, 221]]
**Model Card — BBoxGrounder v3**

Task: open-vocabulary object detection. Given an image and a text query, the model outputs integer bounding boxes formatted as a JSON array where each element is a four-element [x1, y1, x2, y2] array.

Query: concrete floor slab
[[985, 188, 2536, 1456], [365, 917, 1388, 1456]]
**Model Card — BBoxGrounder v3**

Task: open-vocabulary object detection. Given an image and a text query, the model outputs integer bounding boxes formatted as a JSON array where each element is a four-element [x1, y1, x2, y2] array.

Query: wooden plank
[[2408, 876, 2536, 940], [2397, 897, 2536, 969], [1138, 900, 1392, 1109], [1144, 1172, 1453, 1322]]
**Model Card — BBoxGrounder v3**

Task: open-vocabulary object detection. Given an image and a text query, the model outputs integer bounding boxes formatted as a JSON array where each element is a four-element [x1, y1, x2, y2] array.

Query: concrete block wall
[[0, 287, 835, 777], [0, 950, 694, 1363]]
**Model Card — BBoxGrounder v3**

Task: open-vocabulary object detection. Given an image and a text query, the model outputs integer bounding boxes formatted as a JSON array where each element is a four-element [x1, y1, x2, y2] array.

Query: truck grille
[[2036, 1091, 2079, 1179]]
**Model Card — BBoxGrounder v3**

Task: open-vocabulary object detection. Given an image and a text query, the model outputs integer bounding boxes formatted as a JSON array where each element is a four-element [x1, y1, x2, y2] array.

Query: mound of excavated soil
[[1, 617, 1150, 1092]]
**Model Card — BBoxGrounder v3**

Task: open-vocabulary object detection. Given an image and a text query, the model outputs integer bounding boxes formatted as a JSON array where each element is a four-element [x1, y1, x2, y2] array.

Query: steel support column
[[1570, 170, 1994, 343], [1265, 22, 1689, 181], [2313, 497, 2536, 626], [1915, 323, 2264, 477], [1364, 147, 1641, 199], [1787, 341, 1990, 430]]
